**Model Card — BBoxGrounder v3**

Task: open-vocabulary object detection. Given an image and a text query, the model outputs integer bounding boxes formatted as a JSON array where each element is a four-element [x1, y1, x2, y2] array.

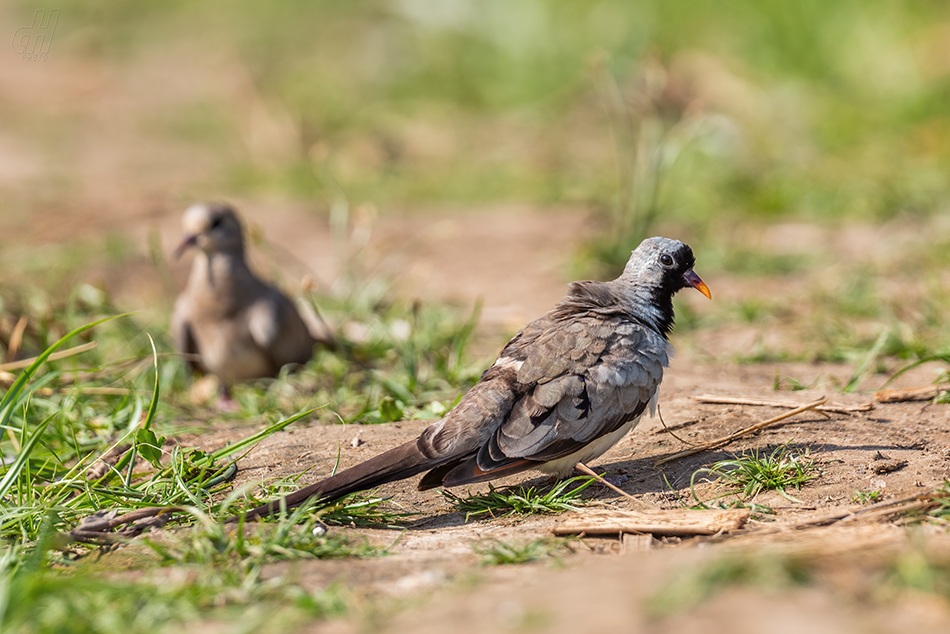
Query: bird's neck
[[613, 280, 676, 339], [562, 280, 675, 339], [190, 250, 251, 296]]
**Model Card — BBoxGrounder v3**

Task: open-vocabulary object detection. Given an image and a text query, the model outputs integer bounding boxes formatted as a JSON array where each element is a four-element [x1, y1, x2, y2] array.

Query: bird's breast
[[191, 320, 272, 381]]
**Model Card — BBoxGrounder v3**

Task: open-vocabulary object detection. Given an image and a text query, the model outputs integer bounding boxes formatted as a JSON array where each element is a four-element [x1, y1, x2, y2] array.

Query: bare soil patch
[[168, 357, 950, 633]]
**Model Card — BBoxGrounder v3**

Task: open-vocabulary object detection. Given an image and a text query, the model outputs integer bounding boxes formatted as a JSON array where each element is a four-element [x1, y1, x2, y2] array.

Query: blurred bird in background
[[171, 202, 325, 408]]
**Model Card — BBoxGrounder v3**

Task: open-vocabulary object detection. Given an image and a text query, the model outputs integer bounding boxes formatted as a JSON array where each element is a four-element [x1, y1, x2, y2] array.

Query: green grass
[[3, 1, 950, 627], [650, 541, 950, 620], [143, 508, 384, 566], [9, 2, 950, 229], [314, 494, 416, 529], [471, 537, 573, 566], [0, 253, 495, 633], [924, 481, 950, 523], [882, 353, 950, 404], [706, 245, 950, 382], [0, 307, 432, 633], [690, 443, 820, 507], [649, 553, 813, 618], [772, 373, 822, 392], [1, 536, 357, 634], [227, 272, 484, 427], [441, 476, 596, 521], [851, 489, 883, 505], [8, 0, 950, 394]]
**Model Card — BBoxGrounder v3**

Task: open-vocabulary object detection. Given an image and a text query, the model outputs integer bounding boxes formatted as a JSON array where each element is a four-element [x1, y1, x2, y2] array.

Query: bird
[[171, 202, 318, 407], [240, 236, 710, 519]]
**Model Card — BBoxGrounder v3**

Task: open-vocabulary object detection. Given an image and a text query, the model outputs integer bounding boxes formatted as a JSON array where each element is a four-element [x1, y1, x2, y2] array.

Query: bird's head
[[174, 203, 245, 259], [622, 236, 711, 300], [617, 236, 711, 336]]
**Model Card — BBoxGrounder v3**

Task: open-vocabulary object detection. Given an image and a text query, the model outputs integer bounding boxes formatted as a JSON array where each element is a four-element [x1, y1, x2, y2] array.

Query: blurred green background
[[5, 1, 949, 219], [2, 0, 950, 366]]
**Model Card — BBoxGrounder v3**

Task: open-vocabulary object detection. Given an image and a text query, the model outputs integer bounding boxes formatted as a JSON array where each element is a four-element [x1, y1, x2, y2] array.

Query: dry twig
[[654, 397, 827, 466], [0, 341, 99, 372], [58, 506, 185, 545], [780, 492, 941, 530], [575, 461, 652, 508], [6, 315, 28, 362], [691, 394, 870, 415]]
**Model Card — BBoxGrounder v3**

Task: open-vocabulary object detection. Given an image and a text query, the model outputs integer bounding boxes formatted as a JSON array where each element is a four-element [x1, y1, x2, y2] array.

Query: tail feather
[[417, 455, 537, 490], [441, 455, 537, 488], [237, 439, 439, 521]]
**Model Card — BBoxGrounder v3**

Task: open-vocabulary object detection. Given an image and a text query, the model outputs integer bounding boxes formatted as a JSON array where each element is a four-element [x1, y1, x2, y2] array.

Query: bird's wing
[[246, 286, 315, 370], [486, 318, 666, 464]]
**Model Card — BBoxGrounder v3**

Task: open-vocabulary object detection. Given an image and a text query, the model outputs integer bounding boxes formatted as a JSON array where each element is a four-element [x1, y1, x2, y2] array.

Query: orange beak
[[683, 269, 712, 299]]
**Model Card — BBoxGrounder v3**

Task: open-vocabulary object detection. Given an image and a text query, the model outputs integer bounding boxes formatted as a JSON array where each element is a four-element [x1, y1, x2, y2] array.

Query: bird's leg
[[571, 465, 628, 488], [574, 462, 646, 507]]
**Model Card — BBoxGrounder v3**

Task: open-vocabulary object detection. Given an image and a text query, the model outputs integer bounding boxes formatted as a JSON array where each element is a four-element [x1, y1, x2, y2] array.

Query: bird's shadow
[[391, 436, 920, 530]]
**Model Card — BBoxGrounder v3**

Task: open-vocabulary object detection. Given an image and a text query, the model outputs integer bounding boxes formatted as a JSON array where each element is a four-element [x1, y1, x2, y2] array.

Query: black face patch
[[645, 241, 698, 337], [657, 243, 696, 292]]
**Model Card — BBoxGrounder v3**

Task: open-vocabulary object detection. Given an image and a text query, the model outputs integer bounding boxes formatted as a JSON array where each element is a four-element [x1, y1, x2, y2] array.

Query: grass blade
[[0, 416, 54, 501], [0, 315, 128, 431], [209, 408, 318, 461], [843, 327, 890, 393]]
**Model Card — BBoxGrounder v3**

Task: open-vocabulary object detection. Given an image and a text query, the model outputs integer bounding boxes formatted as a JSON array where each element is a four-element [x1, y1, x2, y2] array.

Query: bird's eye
[[659, 254, 674, 267], [209, 216, 223, 230]]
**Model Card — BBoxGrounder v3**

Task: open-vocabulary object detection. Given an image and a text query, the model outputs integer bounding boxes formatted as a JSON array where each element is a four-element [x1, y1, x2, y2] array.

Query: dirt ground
[[173, 360, 945, 634]]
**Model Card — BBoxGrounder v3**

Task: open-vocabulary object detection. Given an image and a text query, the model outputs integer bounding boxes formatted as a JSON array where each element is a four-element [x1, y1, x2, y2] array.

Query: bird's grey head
[[174, 203, 245, 259], [617, 236, 711, 336]]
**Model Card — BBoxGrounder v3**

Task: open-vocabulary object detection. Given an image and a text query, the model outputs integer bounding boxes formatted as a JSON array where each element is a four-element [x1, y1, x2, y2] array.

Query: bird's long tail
[[235, 439, 438, 521]]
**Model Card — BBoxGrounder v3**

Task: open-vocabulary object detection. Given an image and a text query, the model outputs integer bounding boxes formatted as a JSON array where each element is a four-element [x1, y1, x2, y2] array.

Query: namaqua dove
[[240, 236, 710, 519]]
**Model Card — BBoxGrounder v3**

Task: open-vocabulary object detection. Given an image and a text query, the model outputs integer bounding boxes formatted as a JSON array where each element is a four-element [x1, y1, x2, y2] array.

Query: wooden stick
[[654, 397, 827, 466], [781, 492, 940, 530], [691, 394, 871, 415], [553, 507, 750, 537], [0, 341, 99, 372], [621, 533, 655, 553], [657, 402, 701, 446]]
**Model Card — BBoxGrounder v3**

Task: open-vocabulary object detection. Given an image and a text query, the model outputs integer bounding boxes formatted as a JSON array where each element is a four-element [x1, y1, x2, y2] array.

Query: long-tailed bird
[[242, 236, 710, 519], [171, 203, 318, 406]]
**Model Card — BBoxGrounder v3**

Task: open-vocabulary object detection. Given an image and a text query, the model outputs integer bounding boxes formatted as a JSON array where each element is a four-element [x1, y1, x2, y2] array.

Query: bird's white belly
[[537, 415, 642, 478]]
